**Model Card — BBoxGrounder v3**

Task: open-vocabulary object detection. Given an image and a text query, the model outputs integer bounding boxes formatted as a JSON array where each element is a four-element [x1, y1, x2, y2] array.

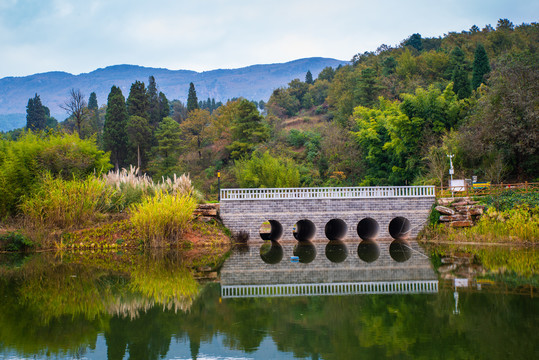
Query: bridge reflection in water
[[221, 239, 438, 298]]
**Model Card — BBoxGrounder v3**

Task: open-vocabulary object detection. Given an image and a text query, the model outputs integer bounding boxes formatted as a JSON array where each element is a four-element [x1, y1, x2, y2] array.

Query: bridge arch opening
[[357, 218, 379, 241], [293, 240, 317, 263], [324, 219, 348, 241], [389, 239, 412, 262], [293, 219, 316, 241], [325, 240, 348, 263], [389, 217, 411, 240], [259, 220, 283, 241], [357, 240, 380, 263], [260, 241, 284, 264]]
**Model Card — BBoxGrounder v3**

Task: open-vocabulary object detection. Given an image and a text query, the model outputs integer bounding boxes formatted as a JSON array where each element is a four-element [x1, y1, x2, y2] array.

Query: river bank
[[420, 189, 539, 245]]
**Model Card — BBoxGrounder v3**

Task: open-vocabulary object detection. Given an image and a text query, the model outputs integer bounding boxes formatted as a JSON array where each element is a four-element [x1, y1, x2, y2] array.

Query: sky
[[0, 0, 537, 78]]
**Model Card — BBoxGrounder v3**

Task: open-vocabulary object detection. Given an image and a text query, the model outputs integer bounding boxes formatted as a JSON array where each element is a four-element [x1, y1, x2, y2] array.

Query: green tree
[[472, 43, 491, 90], [103, 86, 129, 170], [355, 67, 381, 107], [25, 93, 46, 131], [234, 151, 300, 188], [450, 47, 471, 99], [187, 83, 199, 113], [403, 33, 422, 52], [147, 76, 160, 127], [465, 52, 539, 179], [267, 88, 300, 117], [305, 70, 314, 85], [155, 117, 182, 160], [159, 92, 170, 120], [127, 81, 149, 118], [180, 109, 211, 159], [126, 115, 152, 170], [227, 99, 269, 160], [88, 92, 98, 111], [317, 66, 335, 82], [87, 92, 101, 136]]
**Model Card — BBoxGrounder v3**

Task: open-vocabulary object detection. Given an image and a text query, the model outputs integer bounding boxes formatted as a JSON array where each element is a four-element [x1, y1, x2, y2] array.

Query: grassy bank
[[0, 165, 230, 252], [421, 190, 539, 244]]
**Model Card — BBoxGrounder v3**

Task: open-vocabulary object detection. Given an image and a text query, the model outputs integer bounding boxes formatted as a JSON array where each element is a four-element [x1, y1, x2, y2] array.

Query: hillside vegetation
[[2, 19, 538, 203]]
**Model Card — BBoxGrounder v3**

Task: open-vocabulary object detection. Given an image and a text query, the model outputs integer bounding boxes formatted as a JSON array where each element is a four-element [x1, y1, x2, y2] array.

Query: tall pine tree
[[127, 81, 149, 118], [450, 47, 471, 99], [187, 82, 199, 113], [472, 43, 491, 90], [147, 76, 160, 127], [103, 86, 129, 170], [305, 70, 314, 85], [87, 92, 101, 136], [26, 93, 46, 131]]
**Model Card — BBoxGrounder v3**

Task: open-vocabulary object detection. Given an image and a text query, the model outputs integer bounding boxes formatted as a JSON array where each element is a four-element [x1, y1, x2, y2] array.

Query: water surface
[[0, 241, 537, 359]]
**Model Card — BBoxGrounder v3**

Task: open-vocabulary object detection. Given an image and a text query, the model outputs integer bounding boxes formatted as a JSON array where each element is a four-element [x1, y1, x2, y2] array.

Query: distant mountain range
[[0, 57, 348, 132]]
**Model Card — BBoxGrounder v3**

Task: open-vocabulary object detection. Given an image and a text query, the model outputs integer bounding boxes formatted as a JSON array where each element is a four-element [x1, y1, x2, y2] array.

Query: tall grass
[[103, 166, 202, 210], [20, 173, 116, 229], [471, 206, 539, 242], [130, 190, 198, 247], [0, 131, 111, 217]]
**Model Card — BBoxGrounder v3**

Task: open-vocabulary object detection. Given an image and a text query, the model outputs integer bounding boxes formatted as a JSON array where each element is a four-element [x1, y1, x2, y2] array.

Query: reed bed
[[129, 190, 198, 247], [20, 173, 116, 230]]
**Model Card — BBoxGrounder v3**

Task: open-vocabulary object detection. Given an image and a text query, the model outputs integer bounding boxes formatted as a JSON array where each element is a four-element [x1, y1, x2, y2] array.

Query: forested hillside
[[2, 19, 537, 200]]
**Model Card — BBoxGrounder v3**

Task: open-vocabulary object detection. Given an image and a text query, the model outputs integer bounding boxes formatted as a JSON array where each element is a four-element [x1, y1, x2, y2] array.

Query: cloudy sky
[[0, 0, 536, 78]]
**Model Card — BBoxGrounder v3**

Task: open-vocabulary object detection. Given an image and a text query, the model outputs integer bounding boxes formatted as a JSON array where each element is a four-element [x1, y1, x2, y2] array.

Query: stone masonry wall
[[220, 197, 435, 242]]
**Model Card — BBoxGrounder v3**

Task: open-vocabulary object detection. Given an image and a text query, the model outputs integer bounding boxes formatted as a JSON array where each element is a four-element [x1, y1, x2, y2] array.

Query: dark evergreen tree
[[87, 92, 100, 136], [450, 47, 471, 99], [382, 56, 397, 76], [356, 67, 381, 107], [103, 86, 129, 170], [158, 91, 170, 120], [305, 70, 314, 85], [472, 43, 491, 90], [147, 76, 160, 127], [88, 92, 98, 110], [227, 99, 269, 159], [26, 93, 46, 131], [404, 33, 422, 52], [127, 81, 149, 118], [187, 82, 199, 113]]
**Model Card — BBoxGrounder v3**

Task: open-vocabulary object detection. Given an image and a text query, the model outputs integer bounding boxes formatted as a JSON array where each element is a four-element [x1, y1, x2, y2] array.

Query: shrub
[[20, 174, 116, 229], [130, 191, 198, 247], [0, 131, 111, 217], [0, 231, 34, 252], [481, 190, 539, 211], [234, 151, 300, 188]]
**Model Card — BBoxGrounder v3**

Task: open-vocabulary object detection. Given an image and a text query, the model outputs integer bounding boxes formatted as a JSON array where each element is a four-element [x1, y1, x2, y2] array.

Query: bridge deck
[[221, 186, 435, 201]]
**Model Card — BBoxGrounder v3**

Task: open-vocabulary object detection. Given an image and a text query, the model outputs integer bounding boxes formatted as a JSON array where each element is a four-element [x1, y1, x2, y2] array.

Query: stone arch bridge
[[219, 186, 436, 242]]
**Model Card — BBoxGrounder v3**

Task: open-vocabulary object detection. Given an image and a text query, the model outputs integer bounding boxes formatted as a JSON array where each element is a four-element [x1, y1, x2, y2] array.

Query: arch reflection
[[389, 239, 412, 262], [325, 240, 348, 263], [293, 240, 317, 263], [357, 240, 380, 263], [260, 241, 284, 264]]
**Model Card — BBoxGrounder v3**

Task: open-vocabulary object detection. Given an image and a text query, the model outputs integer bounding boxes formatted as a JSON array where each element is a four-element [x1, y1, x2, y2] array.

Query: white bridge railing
[[220, 186, 435, 201], [221, 280, 439, 298]]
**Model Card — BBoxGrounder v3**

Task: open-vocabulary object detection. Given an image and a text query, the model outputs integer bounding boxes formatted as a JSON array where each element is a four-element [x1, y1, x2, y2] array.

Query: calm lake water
[[0, 240, 537, 360]]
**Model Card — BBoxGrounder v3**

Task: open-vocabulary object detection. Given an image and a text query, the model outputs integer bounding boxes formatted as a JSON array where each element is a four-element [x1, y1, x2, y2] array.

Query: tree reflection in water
[[0, 247, 538, 360]]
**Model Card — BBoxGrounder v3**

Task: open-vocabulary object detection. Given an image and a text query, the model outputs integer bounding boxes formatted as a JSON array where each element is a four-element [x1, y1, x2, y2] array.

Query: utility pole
[[217, 171, 221, 202], [447, 154, 454, 197]]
